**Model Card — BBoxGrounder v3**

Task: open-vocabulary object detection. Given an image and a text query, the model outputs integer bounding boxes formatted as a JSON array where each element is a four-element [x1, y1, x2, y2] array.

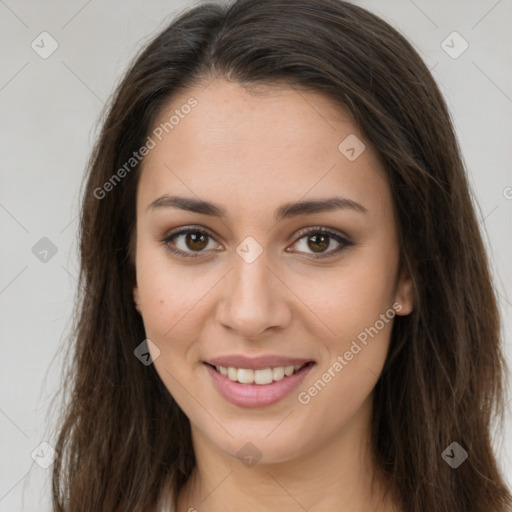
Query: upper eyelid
[[162, 225, 350, 252], [162, 225, 348, 241], [162, 225, 219, 244]]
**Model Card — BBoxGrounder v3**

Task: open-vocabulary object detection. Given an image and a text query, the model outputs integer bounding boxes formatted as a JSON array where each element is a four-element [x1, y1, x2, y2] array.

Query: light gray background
[[1, 0, 511, 510]]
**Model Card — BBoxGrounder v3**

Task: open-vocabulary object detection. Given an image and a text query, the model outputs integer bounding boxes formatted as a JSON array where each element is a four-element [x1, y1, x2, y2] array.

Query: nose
[[215, 251, 292, 339]]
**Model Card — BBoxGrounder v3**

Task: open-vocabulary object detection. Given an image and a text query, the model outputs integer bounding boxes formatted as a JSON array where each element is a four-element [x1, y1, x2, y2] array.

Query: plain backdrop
[[0, 0, 511, 510]]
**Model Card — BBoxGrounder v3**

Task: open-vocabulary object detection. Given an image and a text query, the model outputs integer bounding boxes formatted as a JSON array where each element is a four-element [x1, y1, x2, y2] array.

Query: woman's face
[[133, 79, 413, 465]]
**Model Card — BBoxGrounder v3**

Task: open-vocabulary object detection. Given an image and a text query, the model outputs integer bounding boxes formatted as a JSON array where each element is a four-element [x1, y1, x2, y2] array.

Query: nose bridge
[[233, 250, 273, 304], [217, 246, 290, 337]]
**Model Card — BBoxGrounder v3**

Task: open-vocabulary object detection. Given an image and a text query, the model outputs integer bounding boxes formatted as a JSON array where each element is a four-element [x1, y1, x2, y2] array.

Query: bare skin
[[132, 78, 413, 512]]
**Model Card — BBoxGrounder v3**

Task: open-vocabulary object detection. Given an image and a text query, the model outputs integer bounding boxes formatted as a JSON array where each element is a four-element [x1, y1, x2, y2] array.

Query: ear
[[133, 285, 141, 313], [393, 268, 414, 316]]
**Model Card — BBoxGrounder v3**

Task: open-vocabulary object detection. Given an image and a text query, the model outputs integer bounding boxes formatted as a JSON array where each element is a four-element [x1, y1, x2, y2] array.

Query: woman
[[50, 0, 512, 511]]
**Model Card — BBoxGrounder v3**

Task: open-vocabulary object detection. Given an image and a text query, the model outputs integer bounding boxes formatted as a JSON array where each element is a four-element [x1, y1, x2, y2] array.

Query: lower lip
[[204, 363, 315, 408]]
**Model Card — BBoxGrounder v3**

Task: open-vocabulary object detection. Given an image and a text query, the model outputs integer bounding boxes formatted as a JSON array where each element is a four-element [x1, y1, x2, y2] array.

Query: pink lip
[[205, 354, 313, 370], [204, 362, 315, 408]]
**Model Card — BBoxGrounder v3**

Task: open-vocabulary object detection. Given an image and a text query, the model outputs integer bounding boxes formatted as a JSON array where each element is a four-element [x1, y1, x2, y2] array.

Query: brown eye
[[162, 227, 220, 258], [289, 227, 353, 259], [184, 231, 209, 251], [305, 233, 330, 253]]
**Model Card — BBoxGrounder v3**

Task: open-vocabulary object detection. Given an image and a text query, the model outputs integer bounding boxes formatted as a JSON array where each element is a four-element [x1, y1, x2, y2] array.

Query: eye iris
[[308, 233, 329, 253], [186, 232, 208, 251]]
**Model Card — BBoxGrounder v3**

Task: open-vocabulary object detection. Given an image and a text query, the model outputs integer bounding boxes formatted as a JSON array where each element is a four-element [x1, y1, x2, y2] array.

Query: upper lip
[[204, 355, 314, 370]]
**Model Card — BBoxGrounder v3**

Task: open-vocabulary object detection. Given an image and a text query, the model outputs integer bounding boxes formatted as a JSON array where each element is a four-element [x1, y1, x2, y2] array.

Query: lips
[[202, 354, 316, 407]]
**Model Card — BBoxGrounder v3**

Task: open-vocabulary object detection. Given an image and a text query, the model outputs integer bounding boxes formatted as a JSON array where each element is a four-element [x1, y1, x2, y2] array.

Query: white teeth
[[227, 367, 238, 381], [214, 363, 307, 385], [237, 368, 254, 384], [254, 368, 273, 385], [272, 366, 285, 381], [284, 365, 295, 376]]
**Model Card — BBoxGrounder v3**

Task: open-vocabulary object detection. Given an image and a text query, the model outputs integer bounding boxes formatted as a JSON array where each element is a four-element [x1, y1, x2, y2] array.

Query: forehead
[[137, 79, 390, 220]]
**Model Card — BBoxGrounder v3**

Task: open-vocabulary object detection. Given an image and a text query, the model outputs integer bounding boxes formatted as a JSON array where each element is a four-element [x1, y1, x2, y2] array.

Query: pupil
[[309, 234, 328, 252], [187, 232, 208, 251]]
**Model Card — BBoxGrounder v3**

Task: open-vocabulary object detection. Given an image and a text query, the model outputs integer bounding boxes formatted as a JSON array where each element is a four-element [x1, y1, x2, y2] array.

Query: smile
[[204, 360, 315, 408], [208, 363, 310, 385]]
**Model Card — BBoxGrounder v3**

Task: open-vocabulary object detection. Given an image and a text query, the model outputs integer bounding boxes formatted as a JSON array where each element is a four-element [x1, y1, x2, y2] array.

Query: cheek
[[297, 248, 397, 344], [293, 240, 398, 404], [140, 289, 200, 365], [135, 248, 192, 348], [135, 249, 218, 379], [137, 270, 203, 402], [294, 264, 396, 443], [136, 238, 193, 323]]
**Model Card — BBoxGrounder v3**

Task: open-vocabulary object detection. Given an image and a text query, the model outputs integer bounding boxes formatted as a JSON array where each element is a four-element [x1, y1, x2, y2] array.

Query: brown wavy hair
[[49, 0, 512, 510]]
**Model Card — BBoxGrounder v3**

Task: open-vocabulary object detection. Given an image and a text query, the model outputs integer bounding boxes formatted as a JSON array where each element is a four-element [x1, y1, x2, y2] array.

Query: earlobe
[[394, 271, 414, 316]]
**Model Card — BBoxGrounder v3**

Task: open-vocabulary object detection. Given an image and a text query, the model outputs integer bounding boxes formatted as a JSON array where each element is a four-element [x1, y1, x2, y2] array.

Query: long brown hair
[[49, 0, 512, 510]]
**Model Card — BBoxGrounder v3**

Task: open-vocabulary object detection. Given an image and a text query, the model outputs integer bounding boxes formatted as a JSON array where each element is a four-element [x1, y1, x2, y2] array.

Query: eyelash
[[161, 226, 353, 260]]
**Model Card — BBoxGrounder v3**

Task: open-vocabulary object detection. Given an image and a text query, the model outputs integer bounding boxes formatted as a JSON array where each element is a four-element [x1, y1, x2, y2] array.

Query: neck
[[176, 396, 398, 512]]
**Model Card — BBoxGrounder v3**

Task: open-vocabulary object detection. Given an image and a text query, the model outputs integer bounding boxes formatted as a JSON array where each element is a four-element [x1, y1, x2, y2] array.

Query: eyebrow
[[147, 194, 367, 221]]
